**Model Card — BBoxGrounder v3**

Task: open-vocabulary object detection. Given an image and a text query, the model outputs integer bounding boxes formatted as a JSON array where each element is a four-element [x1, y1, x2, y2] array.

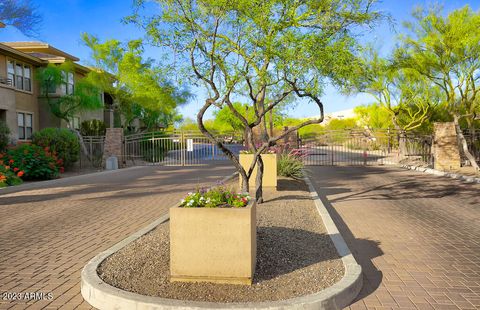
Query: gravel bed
[[98, 177, 344, 302]]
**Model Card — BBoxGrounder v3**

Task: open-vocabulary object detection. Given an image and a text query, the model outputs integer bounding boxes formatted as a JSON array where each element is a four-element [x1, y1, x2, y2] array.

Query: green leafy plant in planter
[[32, 128, 80, 168], [180, 186, 250, 208], [277, 149, 307, 179], [5, 144, 61, 180]]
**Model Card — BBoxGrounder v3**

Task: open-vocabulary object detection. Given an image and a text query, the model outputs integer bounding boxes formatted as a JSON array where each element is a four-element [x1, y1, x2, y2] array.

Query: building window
[[61, 71, 74, 95], [17, 112, 33, 140], [70, 116, 80, 130], [7, 59, 32, 92]]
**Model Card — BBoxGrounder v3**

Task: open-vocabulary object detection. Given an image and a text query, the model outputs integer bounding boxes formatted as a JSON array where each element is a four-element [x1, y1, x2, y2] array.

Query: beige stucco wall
[[0, 54, 40, 141], [170, 200, 257, 285], [239, 153, 277, 188], [0, 85, 17, 143]]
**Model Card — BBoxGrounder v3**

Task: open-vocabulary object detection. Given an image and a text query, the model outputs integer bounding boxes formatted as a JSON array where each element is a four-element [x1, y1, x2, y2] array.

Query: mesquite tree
[[129, 0, 381, 202], [396, 6, 480, 169]]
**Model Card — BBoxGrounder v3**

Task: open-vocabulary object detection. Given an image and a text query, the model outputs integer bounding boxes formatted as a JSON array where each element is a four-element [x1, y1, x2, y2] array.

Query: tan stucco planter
[[169, 200, 257, 285], [239, 153, 277, 188]]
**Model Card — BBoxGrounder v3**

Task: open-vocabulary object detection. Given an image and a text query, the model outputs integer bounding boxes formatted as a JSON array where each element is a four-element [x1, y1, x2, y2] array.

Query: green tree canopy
[[36, 62, 103, 127], [128, 0, 382, 200], [82, 34, 191, 131], [395, 5, 480, 168]]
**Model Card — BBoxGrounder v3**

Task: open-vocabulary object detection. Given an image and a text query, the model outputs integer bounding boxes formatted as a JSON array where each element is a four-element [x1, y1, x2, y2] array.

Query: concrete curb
[[381, 161, 480, 184], [81, 173, 362, 310]]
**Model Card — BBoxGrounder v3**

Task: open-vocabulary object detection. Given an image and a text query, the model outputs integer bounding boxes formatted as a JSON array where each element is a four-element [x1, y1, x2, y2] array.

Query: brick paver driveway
[[0, 164, 235, 309], [308, 166, 480, 310]]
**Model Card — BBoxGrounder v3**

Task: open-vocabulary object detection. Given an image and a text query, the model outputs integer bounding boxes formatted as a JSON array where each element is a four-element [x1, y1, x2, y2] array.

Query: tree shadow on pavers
[[0, 165, 235, 205], [312, 183, 384, 304], [253, 226, 340, 282], [307, 166, 480, 204]]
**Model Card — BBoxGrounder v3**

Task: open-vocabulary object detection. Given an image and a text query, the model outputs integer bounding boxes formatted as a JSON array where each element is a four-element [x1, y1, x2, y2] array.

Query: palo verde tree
[[395, 5, 480, 169], [357, 51, 442, 154], [129, 0, 381, 202], [82, 34, 190, 132], [36, 62, 103, 157]]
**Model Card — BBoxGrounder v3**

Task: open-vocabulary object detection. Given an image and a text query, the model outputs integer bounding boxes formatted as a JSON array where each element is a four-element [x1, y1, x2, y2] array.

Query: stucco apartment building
[[0, 41, 114, 144]]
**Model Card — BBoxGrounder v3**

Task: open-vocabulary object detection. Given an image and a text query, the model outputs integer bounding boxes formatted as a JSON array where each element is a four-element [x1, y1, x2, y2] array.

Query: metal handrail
[[0, 77, 13, 86]]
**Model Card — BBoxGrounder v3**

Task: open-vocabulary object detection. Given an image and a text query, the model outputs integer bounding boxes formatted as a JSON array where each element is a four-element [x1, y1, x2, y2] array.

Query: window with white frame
[[17, 112, 33, 140], [7, 59, 32, 92], [61, 71, 74, 95], [70, 116, 80, 130]]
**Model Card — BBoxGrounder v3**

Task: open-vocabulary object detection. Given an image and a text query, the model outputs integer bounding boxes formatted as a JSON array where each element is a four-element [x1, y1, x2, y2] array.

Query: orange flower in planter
[[13, 167, 19, 172], [59, 167, 65, 173], [5, 166, 9, 170], [9, 159, 14, 164], [0, 174, 6, 182], [17, 171, 24, 177]]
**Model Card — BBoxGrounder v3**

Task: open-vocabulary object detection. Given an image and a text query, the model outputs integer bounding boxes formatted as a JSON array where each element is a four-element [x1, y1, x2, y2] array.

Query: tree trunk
[[398, 131, 408, 157], [453, 114, 479, 170], [269, 109, 274, 137], [255, 155, 264, 204]]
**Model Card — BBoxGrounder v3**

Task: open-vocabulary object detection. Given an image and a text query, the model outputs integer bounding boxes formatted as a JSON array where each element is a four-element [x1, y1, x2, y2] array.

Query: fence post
[[89, 137, 93, 163], [212, 142, 215, 160], [387, 127, 391, 154], [181, 131, 185, 166]]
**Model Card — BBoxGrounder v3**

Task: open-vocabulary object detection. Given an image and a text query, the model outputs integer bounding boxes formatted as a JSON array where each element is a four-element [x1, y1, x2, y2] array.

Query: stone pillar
[[433, 122, 460, 171], [103, 128, 124, 168]]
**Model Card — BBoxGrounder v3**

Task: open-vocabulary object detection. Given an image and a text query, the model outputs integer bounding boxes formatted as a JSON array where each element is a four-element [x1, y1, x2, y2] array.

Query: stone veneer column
[[103, 128, 124, 168], [433, 122, 461, 171]]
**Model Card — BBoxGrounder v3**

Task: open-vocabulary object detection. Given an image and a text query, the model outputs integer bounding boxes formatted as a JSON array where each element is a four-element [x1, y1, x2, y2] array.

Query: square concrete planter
[[239, 153, 277, 188], [170, 200, 257, 285]]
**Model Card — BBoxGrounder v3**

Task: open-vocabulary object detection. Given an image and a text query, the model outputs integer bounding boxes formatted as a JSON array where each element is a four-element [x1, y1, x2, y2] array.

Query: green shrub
[[32, 128, 80, 168], [0, 121, 10, 152], [0, 156, 23, 187], [80, 119, 106, 136], [277, 152, 305, 179], [6, 144, 60, 180]]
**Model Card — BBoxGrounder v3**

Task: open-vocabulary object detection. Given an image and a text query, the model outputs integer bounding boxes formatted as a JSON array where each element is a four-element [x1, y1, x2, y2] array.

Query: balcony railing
[[0, 77, 13, 86]]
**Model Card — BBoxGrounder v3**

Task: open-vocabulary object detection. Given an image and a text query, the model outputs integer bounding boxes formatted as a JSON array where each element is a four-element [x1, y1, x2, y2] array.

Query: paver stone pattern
[[308, 166, 480, 310], [0, 164, 234, 309]]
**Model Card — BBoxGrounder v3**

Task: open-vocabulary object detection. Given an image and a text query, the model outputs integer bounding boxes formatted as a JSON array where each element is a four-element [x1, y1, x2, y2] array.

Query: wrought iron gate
[[122, 129, 433, 167], [298, 129, 433, 167], [123, 131, 243, 166]]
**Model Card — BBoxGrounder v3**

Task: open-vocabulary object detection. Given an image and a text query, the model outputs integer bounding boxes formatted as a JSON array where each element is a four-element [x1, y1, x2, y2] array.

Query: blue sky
[[1, 0, 480, 120]]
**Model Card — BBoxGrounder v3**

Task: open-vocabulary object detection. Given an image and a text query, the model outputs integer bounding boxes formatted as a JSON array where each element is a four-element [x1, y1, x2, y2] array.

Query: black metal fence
[[463, 131, 480, 166], [298, 129, 433, 167], [78, 136, 105, 169]]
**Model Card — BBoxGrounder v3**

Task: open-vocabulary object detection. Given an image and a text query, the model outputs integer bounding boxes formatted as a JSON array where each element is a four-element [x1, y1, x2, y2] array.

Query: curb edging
[[81, 173, 362, 310]]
